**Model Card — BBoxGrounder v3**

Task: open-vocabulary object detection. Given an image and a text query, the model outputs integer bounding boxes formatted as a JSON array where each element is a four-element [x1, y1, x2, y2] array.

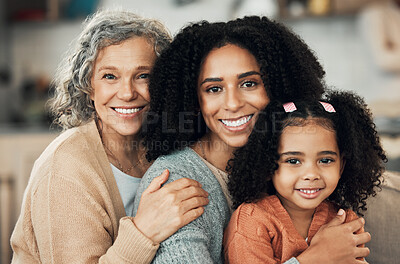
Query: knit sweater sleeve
[[11, 127, 158, 264], [132, 149, 230, 264], [26, 169, 157, 263], [224, 204, 278, 264]]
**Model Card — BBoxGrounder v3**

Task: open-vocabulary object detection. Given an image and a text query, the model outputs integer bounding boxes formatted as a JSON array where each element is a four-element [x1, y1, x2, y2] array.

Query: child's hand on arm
[[296, 209, 370, 264]]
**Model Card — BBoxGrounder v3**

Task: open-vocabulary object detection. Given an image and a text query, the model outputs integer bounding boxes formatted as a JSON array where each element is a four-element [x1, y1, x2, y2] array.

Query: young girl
[[224, 90, 387, 264]]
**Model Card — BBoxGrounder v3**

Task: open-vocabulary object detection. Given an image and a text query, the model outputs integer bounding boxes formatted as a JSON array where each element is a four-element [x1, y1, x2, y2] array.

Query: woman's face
[[91, 37, 156, 138], [197, 44, 270, 149]]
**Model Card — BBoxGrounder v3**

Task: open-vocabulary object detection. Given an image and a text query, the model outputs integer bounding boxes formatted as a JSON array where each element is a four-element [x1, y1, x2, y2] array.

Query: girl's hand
[[133, 169, 209, 244], [296, 209, 371, 264]]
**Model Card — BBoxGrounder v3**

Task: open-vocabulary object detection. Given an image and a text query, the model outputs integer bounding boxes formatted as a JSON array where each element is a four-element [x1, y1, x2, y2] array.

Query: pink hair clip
[[319, 101, 336, 113], [283, 102, 297, 112]]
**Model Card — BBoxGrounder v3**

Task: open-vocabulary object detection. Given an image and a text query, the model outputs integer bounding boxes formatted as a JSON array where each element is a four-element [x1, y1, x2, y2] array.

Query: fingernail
[[337, 209, 344, 215]]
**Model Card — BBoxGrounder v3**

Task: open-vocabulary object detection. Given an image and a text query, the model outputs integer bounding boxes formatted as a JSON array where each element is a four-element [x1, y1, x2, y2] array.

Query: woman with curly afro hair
[[133, 16, 372, 263], [224, 90, 386, 263]]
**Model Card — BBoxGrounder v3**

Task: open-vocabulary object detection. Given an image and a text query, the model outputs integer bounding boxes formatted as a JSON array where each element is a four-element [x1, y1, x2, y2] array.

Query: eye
[[241, 80, 257, 88], [138, 73, 149, 79], [286, 159, 300, 165], [319, 158, 334, 164], [206, 86, 222, 93], [103, 73, 116, 80]]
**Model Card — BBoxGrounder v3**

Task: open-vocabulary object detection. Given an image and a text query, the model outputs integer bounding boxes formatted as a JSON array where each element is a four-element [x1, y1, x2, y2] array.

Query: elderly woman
[[133, 17, 371, 263], [10, 10, 208, 263]]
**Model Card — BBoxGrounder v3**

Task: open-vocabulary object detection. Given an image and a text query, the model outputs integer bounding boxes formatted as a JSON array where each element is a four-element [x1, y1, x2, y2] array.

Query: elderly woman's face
[[90, 37, 156, 138], [197, 44, 270, 149]]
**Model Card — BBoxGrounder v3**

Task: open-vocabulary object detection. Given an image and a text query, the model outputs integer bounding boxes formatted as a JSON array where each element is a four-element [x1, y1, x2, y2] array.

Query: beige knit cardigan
[[10, 120, 158, 263]]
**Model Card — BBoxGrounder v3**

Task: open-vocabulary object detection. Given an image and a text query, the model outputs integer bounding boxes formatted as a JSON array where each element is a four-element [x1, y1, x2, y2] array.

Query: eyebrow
[[318, 151, 338, 156], [280, 151, 303, 157], [238, 71, 261, 79], [280, 151, 338, 157], [199, 71, 261, 86], [97, 65, 152, 72]]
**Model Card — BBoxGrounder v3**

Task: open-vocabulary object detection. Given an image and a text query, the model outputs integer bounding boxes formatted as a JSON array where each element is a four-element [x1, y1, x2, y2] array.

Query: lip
[[111, 106, 147, 119], [219, 114, 254, 132], [295, 188, 323, 199]]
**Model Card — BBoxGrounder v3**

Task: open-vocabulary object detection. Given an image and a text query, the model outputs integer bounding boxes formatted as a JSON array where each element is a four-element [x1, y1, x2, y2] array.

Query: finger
[[342, 217, 365, 233], [354, 247, 370, 258], [355, 231, 371, 246], [180, 196, 209, 213], [175, 185, 209, 201], [142, 169, 169, 195], [323, 209, 346, 228], [164, 177, 202, 191], [179, 207, 205, 227]]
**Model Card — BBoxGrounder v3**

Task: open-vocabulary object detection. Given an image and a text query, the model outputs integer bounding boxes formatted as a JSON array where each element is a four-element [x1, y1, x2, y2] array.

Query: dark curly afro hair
[[228, 90, 387, 215], [143, 16, 326, 161]]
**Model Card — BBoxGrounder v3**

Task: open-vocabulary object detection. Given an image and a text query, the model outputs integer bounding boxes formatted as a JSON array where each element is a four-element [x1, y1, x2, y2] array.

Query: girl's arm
[[224, 206, 278, 264], [296, 210, 370, 264]]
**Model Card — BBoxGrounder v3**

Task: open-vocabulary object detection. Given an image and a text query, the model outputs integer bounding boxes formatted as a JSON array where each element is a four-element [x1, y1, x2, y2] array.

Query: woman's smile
[[219, 114, 254, 131]]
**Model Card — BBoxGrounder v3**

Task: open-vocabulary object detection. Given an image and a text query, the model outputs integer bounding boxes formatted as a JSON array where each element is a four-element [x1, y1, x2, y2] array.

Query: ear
[[339, 155, 346, 176]]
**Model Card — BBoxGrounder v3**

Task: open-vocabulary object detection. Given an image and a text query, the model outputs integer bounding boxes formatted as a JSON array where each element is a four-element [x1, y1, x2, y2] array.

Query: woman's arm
[[132, 158, 230, 264], [295, 210, 370, 264]]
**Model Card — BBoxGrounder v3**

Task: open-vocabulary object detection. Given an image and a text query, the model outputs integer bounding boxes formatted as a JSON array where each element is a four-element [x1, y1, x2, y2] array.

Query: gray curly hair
[[48, 10, 172, 129]]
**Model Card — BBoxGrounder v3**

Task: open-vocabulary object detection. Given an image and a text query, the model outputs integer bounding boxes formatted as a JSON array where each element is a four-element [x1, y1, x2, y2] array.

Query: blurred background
[[0, 0, 399, 263]]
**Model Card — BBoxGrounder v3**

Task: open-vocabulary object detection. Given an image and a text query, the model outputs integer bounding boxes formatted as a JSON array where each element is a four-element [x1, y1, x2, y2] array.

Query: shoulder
[[29, 120, 106, 191], [228, 196, 278, 238], [143, 147, 215, 184]]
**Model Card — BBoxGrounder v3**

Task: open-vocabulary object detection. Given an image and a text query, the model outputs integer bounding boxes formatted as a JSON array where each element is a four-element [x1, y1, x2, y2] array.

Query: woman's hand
[[133, 169, 209, 244], [296, 209, 371, 264]]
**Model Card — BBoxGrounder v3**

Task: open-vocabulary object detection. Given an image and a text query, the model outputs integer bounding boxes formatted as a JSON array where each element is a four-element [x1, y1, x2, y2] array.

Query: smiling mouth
[[112, 107, 143, 114], [298, 189, 321, 194], [220, 114, 253, 128]]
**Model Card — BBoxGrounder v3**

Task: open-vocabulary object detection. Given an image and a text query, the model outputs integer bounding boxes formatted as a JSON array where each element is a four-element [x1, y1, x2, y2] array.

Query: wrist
[[131, 216, 159, 244], [295, 245, 320, 264]]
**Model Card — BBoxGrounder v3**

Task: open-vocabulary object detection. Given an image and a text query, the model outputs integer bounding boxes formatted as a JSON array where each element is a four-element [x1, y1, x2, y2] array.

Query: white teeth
[[299, 189, 320, 194], [114, 108, 141, 114], [221, 115, 252, 127]]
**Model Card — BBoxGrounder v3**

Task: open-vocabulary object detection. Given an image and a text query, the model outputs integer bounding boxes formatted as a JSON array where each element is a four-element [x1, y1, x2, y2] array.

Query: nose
[[224, 87, 244, 112], [302, 164, 321, 181], [117, 78, 137, 101]]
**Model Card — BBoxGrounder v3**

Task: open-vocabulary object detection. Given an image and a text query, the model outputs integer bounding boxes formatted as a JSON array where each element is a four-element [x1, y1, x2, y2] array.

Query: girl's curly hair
[[228, 90, 387, 215], [48, 9, 171, 130], [144, 16, 326, 161]]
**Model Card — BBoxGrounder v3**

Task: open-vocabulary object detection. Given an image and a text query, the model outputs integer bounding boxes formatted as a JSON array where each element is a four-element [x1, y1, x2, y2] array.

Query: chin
[[223, 136, 250, 149]]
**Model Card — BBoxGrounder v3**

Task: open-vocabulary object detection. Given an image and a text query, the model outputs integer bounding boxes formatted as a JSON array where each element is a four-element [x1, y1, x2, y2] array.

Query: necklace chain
[[103, 143, 145, 174]]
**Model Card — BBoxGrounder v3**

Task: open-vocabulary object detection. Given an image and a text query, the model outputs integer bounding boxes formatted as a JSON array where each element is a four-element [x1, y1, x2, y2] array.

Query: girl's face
[[197, 44, 270, 149], [273, 121, 344, 215], [91, 37, 156, 138]]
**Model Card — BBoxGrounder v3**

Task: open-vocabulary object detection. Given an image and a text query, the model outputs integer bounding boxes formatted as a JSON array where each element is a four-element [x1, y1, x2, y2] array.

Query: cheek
[[257, 92, 270, 109], [199, 97, 218, 116]]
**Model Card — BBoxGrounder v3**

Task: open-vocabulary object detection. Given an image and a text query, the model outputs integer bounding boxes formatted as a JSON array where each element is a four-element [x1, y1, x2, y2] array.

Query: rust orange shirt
[[224, 195, 361, 264]]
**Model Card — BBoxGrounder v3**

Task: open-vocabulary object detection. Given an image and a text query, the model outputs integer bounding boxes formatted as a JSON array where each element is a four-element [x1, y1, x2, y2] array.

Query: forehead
[[199, 44, 260, 77], [94, 37, 156, 66], [279, 122, 339, 153]]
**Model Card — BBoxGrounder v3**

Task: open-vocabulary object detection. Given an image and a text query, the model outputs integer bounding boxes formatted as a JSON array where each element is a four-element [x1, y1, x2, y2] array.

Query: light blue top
[[133, 147, 231, 264], [110, 163, 141, 217]]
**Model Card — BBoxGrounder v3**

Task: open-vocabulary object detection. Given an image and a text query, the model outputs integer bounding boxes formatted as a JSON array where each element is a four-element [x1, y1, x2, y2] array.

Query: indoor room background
[[0, 0, 399, 263]]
